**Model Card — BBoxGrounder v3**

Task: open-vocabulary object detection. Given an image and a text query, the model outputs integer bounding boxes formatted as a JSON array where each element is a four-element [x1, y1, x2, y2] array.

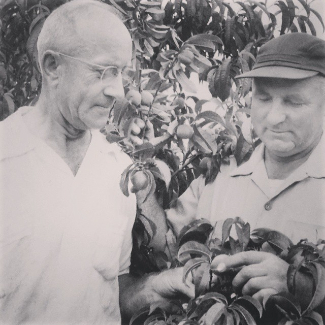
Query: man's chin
[[265, 139, 296, 155]]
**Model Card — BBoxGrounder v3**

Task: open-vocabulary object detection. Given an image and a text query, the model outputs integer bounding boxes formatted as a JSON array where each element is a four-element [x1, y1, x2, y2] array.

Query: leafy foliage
[[130, 218, 325, 325]]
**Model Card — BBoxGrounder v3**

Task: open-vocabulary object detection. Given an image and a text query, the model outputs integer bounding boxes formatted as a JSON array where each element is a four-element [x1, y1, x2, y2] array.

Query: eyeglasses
[[56, 52, 133, 85]]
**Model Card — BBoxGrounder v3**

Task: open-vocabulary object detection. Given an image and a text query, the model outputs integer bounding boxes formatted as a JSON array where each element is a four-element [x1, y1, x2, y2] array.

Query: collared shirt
[[167, 135, 325, 244], [0, 107, 136, 324]]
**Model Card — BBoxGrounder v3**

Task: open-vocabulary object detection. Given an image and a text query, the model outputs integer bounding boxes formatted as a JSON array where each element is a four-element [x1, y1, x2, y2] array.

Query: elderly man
[[133, 32, 325, 315], [0, 1, 193, 323]]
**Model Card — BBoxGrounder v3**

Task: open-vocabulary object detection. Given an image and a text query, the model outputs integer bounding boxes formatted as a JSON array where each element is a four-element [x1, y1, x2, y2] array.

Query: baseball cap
[[236, 33, 325, 79]]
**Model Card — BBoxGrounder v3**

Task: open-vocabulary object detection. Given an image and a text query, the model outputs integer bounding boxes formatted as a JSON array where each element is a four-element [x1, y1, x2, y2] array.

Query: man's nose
[[103, 77, 124, 100], [266, 101, 286, 126]]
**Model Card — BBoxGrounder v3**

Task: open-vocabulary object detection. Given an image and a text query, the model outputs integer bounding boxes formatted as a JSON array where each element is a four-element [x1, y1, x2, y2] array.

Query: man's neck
[[22, 99, 92, 175], [264, 135, 322, 180]]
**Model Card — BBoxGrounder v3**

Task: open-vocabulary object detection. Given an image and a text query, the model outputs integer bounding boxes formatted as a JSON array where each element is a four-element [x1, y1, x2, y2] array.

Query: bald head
[[37, 0, 132, 69]]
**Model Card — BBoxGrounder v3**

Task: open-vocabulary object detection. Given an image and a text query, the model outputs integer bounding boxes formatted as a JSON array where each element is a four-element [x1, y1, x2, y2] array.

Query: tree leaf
[[3, 93, 15, 115], [297, 15, 307, 33], [235, 222, 250, 251], [250, 228, 273, 244], [229, 303, 257, 325], [176, 70, 197, 93], [196, 111, 226, 128], [296, 0, 310, 17], [193, 261, 211, 297], [246, 0, 270, 18], [285, 0, 295, 26], [305, 18, 316, 36], [199, 292, 228, 305], [183, 257, 209, 282], [222, 218, 234, 244], [129, 306, 150, 325], [178, 240, 212, 264], [265, 292, 301, 319], [276, 1, 290, 34], [178, 219, 214, 247], [304, 262, 325, 312], [302, 311, 324, 325], [212, 57, 232, 102], [201, 302, 227, 325], [153, 158, 171, 189], [234, 296, 263, 319], [266, 230, 293, 253]]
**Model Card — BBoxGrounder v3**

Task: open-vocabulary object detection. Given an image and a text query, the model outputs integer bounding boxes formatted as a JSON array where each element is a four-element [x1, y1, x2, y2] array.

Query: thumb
[[210, 254, 230, 273]]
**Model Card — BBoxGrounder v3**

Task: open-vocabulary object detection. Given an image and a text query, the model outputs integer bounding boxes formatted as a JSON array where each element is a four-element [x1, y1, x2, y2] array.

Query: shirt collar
[[230, 133, 325, 179], [0, 107, 119, 160]]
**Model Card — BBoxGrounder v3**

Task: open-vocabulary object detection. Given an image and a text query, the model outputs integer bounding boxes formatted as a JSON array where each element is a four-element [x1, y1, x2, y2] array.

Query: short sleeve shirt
[[167, 136, 325, 244], [0, 107, 136, 324]]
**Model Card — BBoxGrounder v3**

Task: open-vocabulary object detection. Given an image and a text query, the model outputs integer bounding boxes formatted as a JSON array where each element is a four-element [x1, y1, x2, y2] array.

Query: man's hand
[[119, 267, 194, 321], [211, 252, 290, 304], [127, 118, 154, 146], [150, 267, 195, 300]]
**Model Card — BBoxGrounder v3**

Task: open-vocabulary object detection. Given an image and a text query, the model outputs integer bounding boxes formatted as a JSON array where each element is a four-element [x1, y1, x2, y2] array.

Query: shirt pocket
[[284, 220, 325, 244]]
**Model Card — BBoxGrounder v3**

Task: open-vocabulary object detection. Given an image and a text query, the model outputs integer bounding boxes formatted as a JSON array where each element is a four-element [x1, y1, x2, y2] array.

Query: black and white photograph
[[0, 0, 324, 323]]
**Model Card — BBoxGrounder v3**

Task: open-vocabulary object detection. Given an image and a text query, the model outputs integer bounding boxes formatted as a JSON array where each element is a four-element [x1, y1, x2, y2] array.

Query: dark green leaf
[[178, 241, 212, 264], [234, 296, 263, 319], [178, 219, 213, 247], [193, 261, 211, 297], [183, 257, 209, 282], [229, 303, 257, 325], [201, 302, 227, 325], [222, 218, 234, 244], [296, 0, 310, 17], [265, 292, 301, 319], [297, 15, 307, 33], [285, 0, 295, 26], [129, 306, 150, 325], [276, 1, 290, 34], [305, 262, 325, 312]]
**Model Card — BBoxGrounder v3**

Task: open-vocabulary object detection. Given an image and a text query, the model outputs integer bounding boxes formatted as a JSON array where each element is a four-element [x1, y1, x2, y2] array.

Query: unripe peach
[[178, 50, 194, 65], [126, 90, 141, 106], [176, 125, 194, 139], [141, 91, 154, 106], [199, 157, 211, 171], [130, 171, 149, 192], [173, 97, 185, 109]]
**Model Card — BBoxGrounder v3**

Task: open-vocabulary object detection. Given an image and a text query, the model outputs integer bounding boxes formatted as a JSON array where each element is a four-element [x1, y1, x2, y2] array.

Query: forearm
[[119, 273, 155, 322], [137, 193, 168, 252]]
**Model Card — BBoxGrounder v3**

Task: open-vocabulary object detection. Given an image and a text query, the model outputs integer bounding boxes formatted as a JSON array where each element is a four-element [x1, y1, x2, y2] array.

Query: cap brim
[[236, 66, 319, 79]]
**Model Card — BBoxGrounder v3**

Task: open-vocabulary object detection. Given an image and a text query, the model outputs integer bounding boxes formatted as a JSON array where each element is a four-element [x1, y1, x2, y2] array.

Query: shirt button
[[264, 202, 272, 211]]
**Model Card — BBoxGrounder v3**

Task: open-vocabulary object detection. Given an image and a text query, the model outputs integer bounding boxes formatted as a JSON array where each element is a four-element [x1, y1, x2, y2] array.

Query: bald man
[[0, 1, 193, 323]]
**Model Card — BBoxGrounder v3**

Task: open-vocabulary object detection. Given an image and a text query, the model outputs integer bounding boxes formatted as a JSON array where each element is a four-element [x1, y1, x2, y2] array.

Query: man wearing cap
[[131, 32, 325, 315]]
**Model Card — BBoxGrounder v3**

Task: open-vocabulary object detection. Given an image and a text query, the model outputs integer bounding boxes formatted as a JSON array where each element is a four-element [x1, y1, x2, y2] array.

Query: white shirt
[[0, 107, 136, 324]]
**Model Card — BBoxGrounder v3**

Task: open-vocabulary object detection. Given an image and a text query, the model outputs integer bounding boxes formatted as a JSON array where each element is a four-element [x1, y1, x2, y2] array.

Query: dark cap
[[236, 33, 325, 79]]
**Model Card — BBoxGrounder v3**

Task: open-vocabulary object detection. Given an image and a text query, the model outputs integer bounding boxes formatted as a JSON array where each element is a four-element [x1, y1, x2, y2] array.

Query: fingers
[[211, 251, 272, 273], [232, 264, 268, 293], [153, 267, 195, 299], [127, 118, 154, 145]]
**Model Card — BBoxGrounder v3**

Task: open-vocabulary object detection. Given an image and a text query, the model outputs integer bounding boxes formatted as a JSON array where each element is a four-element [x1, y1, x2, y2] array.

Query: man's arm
[[119, 268, 194, 322]]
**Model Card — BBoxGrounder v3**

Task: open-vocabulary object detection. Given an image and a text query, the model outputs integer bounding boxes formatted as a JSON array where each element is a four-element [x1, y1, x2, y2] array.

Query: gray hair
[[37, 0, 124, 68]]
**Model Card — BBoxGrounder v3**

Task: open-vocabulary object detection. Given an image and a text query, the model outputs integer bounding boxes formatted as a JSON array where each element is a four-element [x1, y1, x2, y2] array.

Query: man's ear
[[41, 50, 61, 83]]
